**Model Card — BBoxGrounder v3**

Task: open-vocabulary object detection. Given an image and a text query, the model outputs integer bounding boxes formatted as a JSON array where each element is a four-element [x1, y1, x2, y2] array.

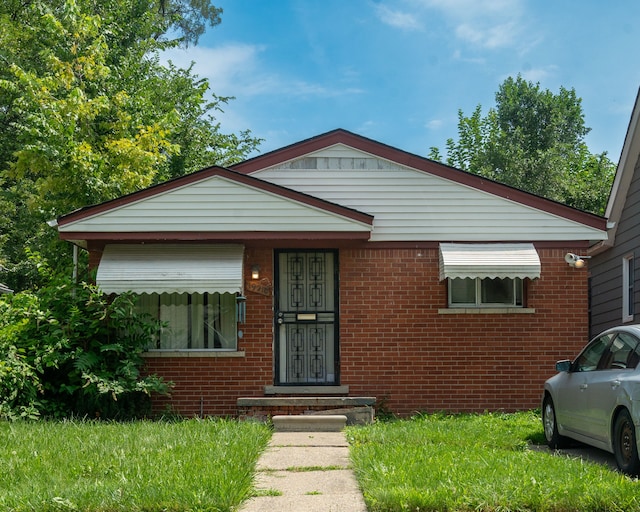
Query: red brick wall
[[144, 247, 274, 417], [339, 247, 589, 415], [142, 246, 590, 417]]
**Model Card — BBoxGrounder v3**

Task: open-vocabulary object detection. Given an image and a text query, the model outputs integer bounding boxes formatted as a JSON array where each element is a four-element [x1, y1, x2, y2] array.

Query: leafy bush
[[0, 256, 170, 420]]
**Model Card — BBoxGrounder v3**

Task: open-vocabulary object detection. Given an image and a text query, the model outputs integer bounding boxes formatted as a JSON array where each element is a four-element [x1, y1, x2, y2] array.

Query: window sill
[[142, 350, 245, 358], [438, 308, 536, 315]]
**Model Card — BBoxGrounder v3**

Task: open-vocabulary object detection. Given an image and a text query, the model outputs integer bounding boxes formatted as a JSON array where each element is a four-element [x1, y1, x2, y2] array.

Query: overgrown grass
[[0, 418, 271, 512], [347, 410, 640, 512]]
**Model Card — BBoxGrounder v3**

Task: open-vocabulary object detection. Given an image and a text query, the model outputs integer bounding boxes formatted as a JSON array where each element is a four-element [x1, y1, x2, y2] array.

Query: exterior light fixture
[[565, 253, 590, 268], [236, 294, 246, 324], [251, 264, 260, 280]]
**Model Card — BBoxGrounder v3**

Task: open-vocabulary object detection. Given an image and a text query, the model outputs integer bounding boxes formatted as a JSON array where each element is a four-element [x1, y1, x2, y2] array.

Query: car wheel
[[543, 396, 569, 449], [613, 409, 640, 475]]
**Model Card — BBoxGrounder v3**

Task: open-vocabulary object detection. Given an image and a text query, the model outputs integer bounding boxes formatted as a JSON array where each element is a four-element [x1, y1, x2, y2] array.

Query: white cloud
[[452, 49, 486, 65], [518, 65, 558, 83], [417, 0, 523, 20], [161, 44, 363, 100], [411, 0, 531, 50], [161, 43, 266, 96], [455, 21, 518, 49], [374, 4, 423, 31], [426, 119, 443, 130]]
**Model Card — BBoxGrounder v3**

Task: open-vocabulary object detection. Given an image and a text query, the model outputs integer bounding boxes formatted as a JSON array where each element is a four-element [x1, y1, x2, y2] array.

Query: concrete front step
[[237, 396, 376, 425], [272, 414, 347, 432]]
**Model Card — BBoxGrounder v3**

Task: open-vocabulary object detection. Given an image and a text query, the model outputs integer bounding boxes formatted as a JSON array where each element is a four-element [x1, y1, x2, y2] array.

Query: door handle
[[611, 380, 621, 389], [580, 384, 588, 390]]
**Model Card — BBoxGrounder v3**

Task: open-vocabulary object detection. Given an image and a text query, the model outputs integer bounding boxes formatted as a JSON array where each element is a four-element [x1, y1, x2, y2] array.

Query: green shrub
[[0, 256, 170, 420]]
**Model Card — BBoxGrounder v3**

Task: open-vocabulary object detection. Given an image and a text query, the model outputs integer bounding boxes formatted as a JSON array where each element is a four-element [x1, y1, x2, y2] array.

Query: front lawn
[[0, 418, 271, 512], [4, 412, 640, 512], [347, 410, 640, 512]]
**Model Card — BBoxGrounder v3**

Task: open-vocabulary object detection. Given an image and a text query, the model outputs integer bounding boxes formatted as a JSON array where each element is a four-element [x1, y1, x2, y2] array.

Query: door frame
[[273, 249, 340, 386]]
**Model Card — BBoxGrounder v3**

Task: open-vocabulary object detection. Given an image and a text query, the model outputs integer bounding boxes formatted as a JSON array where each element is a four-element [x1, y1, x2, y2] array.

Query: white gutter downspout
[[73, 244, 78, 284]]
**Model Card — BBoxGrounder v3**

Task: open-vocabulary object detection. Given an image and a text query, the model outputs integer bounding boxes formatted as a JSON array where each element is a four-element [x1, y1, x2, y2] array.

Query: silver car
[[542, 325, 640, 474]]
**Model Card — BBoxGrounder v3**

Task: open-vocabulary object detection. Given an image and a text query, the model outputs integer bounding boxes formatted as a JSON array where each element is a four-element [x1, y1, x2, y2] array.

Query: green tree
[[0, 0, 260, 291], [0, 255, 169, 420], [156, 0, 223, 45], [431, 76, 615, 215]]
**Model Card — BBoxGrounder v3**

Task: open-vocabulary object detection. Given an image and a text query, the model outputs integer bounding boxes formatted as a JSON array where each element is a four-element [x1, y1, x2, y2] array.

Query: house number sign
[[246, 279, 272, 296]]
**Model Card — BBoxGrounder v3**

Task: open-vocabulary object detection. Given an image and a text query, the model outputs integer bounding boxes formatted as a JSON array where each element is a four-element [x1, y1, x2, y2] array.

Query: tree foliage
[[0, 0, 258, 419], [156, 0, 223, 46], [0, 254, 170, 420], [430, 76, 615, 215], [0, 0, 261, 291]]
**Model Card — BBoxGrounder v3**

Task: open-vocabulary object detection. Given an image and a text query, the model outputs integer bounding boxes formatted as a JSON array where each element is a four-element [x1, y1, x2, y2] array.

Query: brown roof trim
[[57, 166, 373, 227], [79, 238, 593, 251], [338, 240, 592, 250], [231, 129, 606, 231], [59, 231, 372, 242]]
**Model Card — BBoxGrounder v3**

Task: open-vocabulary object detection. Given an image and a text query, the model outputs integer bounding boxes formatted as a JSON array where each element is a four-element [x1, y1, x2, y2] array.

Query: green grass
[[0, 418, 271, 512], [347, 410, 640, 512], [6, 411, 640, 512]]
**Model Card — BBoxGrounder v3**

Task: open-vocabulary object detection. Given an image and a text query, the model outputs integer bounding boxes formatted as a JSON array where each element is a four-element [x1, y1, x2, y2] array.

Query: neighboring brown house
[[55, 129, 607, 417], [590, 89, 640, 337]]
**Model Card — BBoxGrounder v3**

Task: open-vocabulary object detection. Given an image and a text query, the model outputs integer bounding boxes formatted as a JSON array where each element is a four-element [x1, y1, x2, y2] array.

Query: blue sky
[[163, 0, 640, 163]]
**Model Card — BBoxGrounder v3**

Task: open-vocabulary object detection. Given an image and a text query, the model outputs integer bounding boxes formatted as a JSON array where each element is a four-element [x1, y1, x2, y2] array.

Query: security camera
[[565, 253, 585, 268]]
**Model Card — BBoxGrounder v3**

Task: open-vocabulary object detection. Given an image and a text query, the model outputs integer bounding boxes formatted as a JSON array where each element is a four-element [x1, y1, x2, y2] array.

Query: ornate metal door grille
[[276, 251, 338, 385]]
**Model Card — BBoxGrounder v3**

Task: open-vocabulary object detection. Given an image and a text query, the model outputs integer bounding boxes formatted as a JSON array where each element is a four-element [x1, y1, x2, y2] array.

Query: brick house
[[56, 129, 607, 417]]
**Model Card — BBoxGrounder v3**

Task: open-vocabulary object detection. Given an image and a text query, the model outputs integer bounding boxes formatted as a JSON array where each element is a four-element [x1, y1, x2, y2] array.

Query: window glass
[[136, 292, 237, 350], [450, 278, 476, 304], [601, 332, 640, 370], [449, 277, 523, 307], [481, 278, 514, 304], [574, 334, 613, 372]]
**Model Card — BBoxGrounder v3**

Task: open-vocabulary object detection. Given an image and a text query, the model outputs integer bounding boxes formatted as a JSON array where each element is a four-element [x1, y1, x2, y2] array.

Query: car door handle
[[580, 384, 588, 390], [611, 380, 621, 389]]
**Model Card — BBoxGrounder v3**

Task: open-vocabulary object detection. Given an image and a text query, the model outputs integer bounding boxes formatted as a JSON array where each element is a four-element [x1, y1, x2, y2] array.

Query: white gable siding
[[60, 175, 370, 234], [251, 145, 606, 242]]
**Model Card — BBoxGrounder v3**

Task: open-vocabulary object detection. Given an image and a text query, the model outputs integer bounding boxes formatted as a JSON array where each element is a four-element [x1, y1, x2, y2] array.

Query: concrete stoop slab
[[270, 432, 349, 447], [272, 414, 347, 432]]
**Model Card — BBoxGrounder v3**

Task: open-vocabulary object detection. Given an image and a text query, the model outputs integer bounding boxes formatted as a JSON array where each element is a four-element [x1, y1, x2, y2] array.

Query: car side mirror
[[555, 360, 572, 372]]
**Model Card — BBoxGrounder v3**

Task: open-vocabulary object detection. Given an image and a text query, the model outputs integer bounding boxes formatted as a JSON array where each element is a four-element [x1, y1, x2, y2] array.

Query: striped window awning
[[96, 244, 244, 294], [439, 243, 541, 281]]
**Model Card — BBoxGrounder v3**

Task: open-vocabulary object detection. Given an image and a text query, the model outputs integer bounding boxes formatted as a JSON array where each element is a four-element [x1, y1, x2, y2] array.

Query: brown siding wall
[[142, 246, 590, 417], [590, 154, 640, 336]]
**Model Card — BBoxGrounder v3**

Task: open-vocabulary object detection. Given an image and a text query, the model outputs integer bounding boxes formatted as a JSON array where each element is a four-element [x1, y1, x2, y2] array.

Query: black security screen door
[[275, 250, 339, 385]]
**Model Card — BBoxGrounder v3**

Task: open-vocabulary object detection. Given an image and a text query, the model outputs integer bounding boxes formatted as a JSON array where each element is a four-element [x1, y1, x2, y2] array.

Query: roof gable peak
[[232, 129, 605, 231]]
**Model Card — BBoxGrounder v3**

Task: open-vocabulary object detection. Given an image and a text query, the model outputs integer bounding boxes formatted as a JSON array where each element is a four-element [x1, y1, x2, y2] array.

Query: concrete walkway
[[238, 431, 367, 512]]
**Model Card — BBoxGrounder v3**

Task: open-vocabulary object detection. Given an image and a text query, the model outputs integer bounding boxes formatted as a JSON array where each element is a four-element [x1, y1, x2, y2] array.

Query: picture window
[[136, 292, 237, 350]]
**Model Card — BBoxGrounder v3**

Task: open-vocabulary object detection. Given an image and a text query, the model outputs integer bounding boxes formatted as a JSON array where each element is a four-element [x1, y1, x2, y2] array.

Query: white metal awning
[[96, 244, 244, 294], [439, 243, 541, 280]]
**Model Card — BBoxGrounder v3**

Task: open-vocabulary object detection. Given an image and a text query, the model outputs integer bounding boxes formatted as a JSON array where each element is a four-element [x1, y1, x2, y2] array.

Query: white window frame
[[448, 277, 523, 308], [623, 253, 634, 323]]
